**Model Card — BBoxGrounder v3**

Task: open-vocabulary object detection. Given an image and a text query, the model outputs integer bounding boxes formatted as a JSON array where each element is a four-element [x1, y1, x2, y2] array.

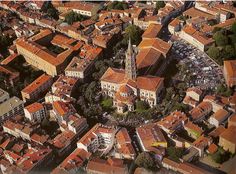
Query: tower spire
[[125, 38, 137, 80]]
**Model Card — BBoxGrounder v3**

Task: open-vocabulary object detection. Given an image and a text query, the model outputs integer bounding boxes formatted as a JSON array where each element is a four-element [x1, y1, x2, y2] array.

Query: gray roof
[[0, 97, 24, 117]]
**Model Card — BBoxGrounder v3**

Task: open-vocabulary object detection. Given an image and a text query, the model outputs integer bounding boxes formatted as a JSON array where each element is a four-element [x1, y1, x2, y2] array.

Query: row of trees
[[107, 2, 128, 10], [207, 22, 236, 65], [41, 1, 59, 20], [113, 25, 143, 54], [65, 11, 85, 25]]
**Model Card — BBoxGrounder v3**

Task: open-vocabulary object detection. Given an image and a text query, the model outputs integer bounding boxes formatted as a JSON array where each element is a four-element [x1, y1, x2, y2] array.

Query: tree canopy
[[213, 31, 228, 46], [107, 2, 128, 10], [167, 147, 184, 162], [65, 11, 85, 25], [135, 100, 149, 112], [135, 152, 156, 170], [231, 22, 236, 34], [124, 25, 143, 46], [207, 46, 221, 63], [41, 1, 58, 20], [156, 1, 165, 10]]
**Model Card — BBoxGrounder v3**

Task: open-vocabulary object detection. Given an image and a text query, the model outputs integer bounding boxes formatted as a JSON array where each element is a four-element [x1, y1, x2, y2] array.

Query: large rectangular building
[[0, 96, 24, 121], [224, 60, 236, 87], [16, 29, 82, 77], [21, 73, 53, 103]]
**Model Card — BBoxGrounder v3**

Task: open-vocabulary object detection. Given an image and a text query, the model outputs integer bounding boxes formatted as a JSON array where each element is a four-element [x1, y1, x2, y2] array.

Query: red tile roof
[[24, 102, 44, 113]]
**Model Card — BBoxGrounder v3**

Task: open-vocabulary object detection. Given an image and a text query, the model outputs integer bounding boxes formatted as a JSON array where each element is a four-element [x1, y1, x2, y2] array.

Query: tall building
[[21, 74, 53, 103], [0, 96, 24, 121], [125, 38, 137, 80], [100, 40, 164, 113]]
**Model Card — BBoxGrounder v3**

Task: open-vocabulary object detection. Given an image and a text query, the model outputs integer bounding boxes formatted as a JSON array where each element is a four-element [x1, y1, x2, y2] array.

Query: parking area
[[171, 39, 225, 90]]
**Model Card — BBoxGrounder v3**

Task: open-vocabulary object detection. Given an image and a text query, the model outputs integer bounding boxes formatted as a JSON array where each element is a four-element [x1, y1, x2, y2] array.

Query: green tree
[[216, 84, 232, 97], [107, 2, 128, 10], [65, 11, 84, 25], [101, 98, 113, 111], [207, 46, 221, 63], [167, 147, 184, 162], [124, 25, 143, 46], [135, 100, 149, 112], [47, 8, 59, 20], [213, 31, 228, 46], [135, 152, 156, 170], [212, 27, 222, 34], [84, 81, 98, 103], [224, 45, 236, 59], [231, 22, 236, 34], [156, 1, 165, 10], [211, 147, 231, 164], [41, 1, 58, 20]]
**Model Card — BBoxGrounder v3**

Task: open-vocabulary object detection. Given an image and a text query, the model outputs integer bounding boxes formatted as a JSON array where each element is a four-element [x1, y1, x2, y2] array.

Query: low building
[[183, 87, 203, 108], [219, 126, 236, 154], [179, 25, 214, 51], [223, 60, 236, 87], [186, 87, 202, 102], [208, 109, 230, 127], [52, 101, 77, 124], [203, 95, 225, 113], [52, 129, 77, 156], [57, 2, 101, 17], [136, 123, 167, 154], [115, 128, 136, 160], [189, 101, 212, 122], [77, 124, 116, 154], [192, 136, 212, 157], [168, 18, 181, 35], [24, 102, 46, 123], [16, 29, 82, 77], [21, 73, 53, 103], [157, 111, 188, 134], [0, 65, 19, 87], [184, 121, 203, 139], [0, 97, 24, 121], [228, 114, 236, 127], [86, 157, 128, 174], [142, 23, 162, 40], [45, 75, 78, 103], [52, 148, 91, 174], [162, 158, 213, 174]]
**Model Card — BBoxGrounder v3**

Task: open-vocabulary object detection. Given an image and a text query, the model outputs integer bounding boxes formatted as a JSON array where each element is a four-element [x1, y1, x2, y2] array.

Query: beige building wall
[[219, 137, 236, 154]]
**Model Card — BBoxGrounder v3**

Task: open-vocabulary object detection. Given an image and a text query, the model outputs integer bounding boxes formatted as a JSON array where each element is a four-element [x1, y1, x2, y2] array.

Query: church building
[[100, 39, 164, 113]]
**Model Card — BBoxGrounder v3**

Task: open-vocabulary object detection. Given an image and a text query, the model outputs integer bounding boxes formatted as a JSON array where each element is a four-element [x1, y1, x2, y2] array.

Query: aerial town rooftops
[[138, 38, 172, 57], [0, 97, 24, 117], [136, 48, 162, 70], [142, 24, 162, 39], [211, 109, 229, 122], [52, 101, 76, 117], [224, 60, 236, 78], [21, 73, 52, 94], [53, 129, 76, 149], [189, 101, 212, 121], [169, 18, 181, 28], [86, 157, 127, 174], [60, 1, 100, 12], [136, 123, 167, 151], [183, 7, 215, 19], [220, 125, 236, 145], [24, 102, 44, 114], [53, 148, 91, 173], [157, 111, 187, 133]]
